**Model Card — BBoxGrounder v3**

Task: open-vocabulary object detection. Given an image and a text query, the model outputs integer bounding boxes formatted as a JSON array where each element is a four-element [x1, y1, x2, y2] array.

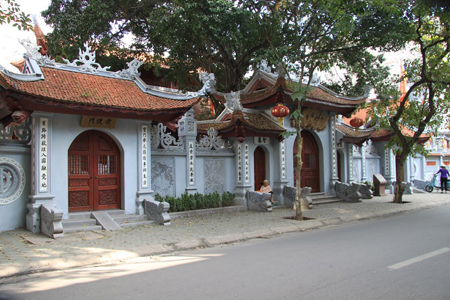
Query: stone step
[[62, 218, 103, 233], [62, 218, 97, 228], [67, 212, 93, 220], [311, 195, 343, 205], [63, 225, 103, 233], [63, 210, 155, 232], [112, 214, 149, 224]]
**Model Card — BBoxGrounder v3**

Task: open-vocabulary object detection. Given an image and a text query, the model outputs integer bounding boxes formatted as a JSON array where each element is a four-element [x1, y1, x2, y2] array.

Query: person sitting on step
[[260, 179, 274, 204]]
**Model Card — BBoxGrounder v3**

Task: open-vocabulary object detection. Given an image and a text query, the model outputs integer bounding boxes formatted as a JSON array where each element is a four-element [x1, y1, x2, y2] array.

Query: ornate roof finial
[[225, 90, 242, 112], [258, 60, 272, 73], [20, 38, 55, 66], [62, 42, 111, 73], [198, 72, 216, 96], [116, 58, 143, 80]]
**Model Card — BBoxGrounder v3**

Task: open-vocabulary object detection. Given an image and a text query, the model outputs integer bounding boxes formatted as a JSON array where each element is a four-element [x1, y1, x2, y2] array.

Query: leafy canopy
[[0, 0, 33, 31], [42, 0, 278, 92]]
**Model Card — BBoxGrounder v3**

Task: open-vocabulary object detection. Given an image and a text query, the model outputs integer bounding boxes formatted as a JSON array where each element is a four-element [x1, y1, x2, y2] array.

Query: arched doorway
[[293, 131, 320, 192], [68, 130, 121, 212], [254, 146, 266, 190]]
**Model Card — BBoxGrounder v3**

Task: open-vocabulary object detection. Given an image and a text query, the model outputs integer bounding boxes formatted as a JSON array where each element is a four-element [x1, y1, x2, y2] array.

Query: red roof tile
[[0, 67, 199, 112]]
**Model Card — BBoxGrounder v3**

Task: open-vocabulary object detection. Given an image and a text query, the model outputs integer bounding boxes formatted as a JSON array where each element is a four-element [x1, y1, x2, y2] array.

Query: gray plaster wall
[[0, 144, 31, 231], [366, 157, 381, 183]]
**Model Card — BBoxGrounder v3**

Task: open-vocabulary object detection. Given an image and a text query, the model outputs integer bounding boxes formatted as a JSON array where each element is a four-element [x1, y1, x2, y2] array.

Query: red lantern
[[349, 117, 364, 133], [271, 103, 290, 126]]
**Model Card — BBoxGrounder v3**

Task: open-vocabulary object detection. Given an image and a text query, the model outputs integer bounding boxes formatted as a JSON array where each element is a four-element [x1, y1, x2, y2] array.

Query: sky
[[0, 0, 52, 70]]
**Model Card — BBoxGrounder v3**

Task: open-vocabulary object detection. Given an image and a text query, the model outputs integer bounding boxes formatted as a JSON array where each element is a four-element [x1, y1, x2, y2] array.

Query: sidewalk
[[1, 193, 449, 279]]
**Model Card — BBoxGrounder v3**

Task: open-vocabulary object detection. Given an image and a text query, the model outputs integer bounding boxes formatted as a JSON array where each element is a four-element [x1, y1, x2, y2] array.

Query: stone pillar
[[383, 147, 395, 193], [408, 155, 415, 182], [348, 144, 354, 183], [178, 109, 198, 194], [27, 113, 56, 233], [273, 139, 289, 205], [136, 123, 153, 215], [234, 140, 252, 206], [361, 142, 367, 182], [330, 115, 339, 193]]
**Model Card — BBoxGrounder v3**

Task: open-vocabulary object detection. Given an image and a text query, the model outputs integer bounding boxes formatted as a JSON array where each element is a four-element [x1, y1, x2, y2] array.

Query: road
[[1, 205, 449, 300]]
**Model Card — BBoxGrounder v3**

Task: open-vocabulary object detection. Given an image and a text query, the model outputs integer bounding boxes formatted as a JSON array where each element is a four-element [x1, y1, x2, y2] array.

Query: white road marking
[[388, 247, 450, 270]]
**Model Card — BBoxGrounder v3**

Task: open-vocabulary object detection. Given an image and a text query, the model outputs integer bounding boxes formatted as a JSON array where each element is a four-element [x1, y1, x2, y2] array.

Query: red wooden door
[[254, 146, 266, 190], [68, 130, 121, 212], [293, 131, 320, 192], [337, 150, 342, 182]]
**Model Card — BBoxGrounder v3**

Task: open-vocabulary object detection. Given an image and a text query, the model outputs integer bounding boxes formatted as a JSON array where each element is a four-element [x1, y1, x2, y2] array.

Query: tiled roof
[[336, 123, 376, 139], [0, 67, 199, 112], [197, 112, 284, 134], [239, 77, 366, 107]]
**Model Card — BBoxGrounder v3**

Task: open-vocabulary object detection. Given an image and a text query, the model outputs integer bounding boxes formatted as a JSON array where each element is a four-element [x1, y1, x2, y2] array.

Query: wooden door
[[254, 146, 266, 190], [293, 131, 320, 192], [68, 130, 121, 212]]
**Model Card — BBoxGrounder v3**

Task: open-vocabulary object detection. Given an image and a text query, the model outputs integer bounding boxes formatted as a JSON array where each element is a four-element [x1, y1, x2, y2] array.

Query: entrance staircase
[[310, 192, 343, 205], [62, 210, 154, 233]]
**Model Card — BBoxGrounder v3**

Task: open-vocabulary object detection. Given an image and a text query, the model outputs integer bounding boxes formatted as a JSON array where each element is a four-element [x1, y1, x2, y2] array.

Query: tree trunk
[[295, 114, 304, 220], [393, 154, 407, 203]]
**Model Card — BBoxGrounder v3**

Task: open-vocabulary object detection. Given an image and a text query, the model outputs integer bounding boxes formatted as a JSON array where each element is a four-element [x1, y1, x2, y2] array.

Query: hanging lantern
[[271, 103, 290, 126], [349, 117, 364, 133]]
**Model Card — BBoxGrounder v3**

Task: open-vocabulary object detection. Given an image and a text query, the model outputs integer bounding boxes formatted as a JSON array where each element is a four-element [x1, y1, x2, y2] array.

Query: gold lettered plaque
[[300, 108, 329, 132], [81, 116, 117, 128]]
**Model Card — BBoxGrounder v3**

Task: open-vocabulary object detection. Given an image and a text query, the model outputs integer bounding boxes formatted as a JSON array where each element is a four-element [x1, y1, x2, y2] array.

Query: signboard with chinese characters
[[188, 142, 195, 185], [39, 118, 49, 193], [81, 116, 117, 128], [281, 140, 286, 179], [141, 125, 149, 188], [244, 144, 250, 182], [254, 136, 270, 145], [237, 144, 242, 183]]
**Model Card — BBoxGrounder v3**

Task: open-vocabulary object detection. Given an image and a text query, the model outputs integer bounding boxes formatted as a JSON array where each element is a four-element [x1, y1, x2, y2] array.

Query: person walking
[[436, 165, 449, 193]]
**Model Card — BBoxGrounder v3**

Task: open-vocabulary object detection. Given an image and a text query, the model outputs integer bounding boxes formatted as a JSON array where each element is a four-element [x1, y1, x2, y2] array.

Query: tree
[[358, 1, 450, 203], [249, 0, 415, 219], [0, 0, 33, 31], [42, 0, 278, 92]]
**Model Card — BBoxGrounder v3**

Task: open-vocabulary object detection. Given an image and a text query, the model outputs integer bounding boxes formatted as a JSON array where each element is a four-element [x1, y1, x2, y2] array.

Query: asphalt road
[[1, 205, 449, 300]]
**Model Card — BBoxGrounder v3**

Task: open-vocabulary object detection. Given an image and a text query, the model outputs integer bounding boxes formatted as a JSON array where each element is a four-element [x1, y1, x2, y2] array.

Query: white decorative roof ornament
[[20, 38, 55, 66], [62, 42, 111, 73], [310, 72, 321, 86], [116, 58, 143, 80], [258, 60, 272, 73], [225, 90, 243, 111], [197, 72, 216, 96]]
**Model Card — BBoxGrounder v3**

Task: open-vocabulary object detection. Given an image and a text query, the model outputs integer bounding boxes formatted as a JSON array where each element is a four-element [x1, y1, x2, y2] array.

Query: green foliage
[[336, 1, 450, 202], [0, 0, 33, 31], [42, 0, 279, 92], [221, 191, 236, 207], [156, 192, 235, 213]]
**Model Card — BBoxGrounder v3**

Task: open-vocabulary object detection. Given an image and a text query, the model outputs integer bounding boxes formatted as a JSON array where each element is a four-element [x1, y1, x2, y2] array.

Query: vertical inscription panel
[[38, 117, 49, 193]]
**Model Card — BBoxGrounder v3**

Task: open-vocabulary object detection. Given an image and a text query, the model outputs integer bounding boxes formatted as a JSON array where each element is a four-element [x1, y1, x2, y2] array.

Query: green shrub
[[221, 192, 235, 207], [157, 191, 235, 213], [154, 194, 164, 202]]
